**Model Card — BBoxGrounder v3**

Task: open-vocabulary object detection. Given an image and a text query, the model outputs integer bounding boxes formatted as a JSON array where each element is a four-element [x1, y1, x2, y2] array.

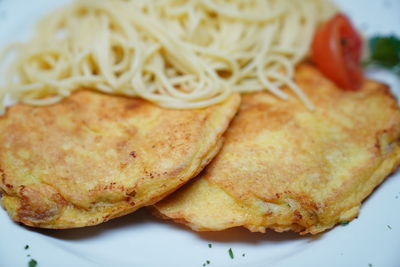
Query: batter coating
[[0, 90, 240, 228], [154, 64, 400, 234]]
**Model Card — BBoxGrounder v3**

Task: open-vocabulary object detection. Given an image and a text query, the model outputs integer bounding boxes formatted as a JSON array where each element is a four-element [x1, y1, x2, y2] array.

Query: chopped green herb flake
[[206, 260, 210, 265], [28, 259, 37, 267], [202, 264, 206, 267], [368, 264, 373, 267], [228, 248, 234, 259], [24, 245, 29, 250], [387, 225, 392, 230], [242, 253, 246, 257], [340, 221, 349, 225], [287, 203, 291, 208], [208, 243, 212, 248]]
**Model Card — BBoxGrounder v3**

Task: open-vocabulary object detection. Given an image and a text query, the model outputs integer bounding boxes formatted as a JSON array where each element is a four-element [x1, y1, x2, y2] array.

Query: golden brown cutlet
[[154, 64, 400, 234], [0, 90, 240, 228]]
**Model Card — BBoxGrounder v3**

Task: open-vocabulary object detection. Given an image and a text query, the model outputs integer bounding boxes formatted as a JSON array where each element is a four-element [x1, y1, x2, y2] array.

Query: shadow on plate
[[156, 214, 320, 244], [26, 207, 320, 244]]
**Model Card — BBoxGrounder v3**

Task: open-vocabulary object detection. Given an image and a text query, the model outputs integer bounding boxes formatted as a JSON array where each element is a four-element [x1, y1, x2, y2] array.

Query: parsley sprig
[[365, 35, 400, 75]]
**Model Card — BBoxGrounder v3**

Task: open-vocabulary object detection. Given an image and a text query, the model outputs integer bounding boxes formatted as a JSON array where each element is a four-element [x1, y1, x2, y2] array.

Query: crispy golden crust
[[154, 64, 400, 234], [0, 90, 240, 228]]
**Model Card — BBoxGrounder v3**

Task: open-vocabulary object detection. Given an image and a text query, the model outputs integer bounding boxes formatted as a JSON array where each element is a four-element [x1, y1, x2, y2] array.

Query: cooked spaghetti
[[0, 0, 336, 114]]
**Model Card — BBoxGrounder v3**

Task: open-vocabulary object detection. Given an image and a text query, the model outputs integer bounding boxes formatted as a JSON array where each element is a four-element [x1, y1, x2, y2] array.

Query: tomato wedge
[[311, 13, 363, 91]]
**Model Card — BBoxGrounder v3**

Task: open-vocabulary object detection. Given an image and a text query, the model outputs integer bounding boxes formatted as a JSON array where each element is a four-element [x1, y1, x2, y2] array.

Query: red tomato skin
[[311, 13, 363, 91]]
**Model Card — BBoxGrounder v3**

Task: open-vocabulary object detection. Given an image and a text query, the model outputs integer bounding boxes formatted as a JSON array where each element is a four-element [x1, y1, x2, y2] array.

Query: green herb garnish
[[206, 260, 210, 265], [228, 248, 234, 259], [242, 253, 246, 257], [28, 259, 37, 267], [24, 245, 29, 250], [208, 243, 212, 248], [387, 225, 392, 230], [366, 35, 400, 75], [340, 221, 349, 225], [368, 264, 373, 267]]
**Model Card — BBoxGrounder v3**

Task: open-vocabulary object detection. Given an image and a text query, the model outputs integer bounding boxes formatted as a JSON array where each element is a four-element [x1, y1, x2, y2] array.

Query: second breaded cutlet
[[154, 64, 400, 234]]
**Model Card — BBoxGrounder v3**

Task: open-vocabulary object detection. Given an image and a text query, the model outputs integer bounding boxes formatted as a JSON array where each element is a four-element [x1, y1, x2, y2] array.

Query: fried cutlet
[[153, 64, 400, 234], [0, 90, 240, 228]]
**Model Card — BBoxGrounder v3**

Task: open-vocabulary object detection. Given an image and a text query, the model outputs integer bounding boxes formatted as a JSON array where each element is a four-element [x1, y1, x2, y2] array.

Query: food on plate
[[153, 64, 400, 234], [0, 90, 240, 228], [0, 0, 336, 114], [0, 0, 397, 235]]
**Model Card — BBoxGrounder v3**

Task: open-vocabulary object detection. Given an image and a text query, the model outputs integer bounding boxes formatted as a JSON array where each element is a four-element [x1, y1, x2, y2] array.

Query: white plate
[[0, 1, 400, 267]]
